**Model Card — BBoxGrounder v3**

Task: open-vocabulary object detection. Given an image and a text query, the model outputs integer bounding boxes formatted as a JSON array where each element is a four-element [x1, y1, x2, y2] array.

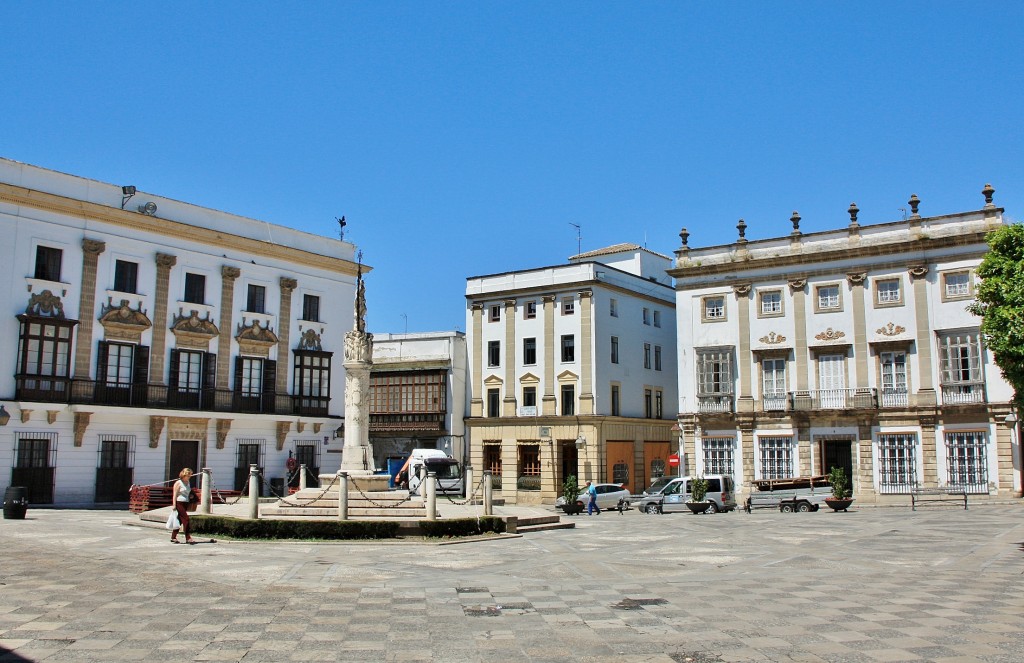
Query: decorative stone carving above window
[[236, 319, 280, 357], [732, 283, 752, 296], [846, 272, 866, 286], [788, 278, 807, 292], [908, 264, 929, 280], [814, 327, 847, 342], [171, 310, 220, 350], [876, 322, 906, 337], [25, 289, 65, 318], [298, 328, 323, 351], [759, 332, 787, 345], [98, 298, 152, 343]]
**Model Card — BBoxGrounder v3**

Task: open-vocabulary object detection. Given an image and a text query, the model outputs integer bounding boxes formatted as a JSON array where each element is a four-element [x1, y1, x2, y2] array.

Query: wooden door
[[169, 440, 200, 487], [643, 442, 671, 491], [605, 441, 634, 494]]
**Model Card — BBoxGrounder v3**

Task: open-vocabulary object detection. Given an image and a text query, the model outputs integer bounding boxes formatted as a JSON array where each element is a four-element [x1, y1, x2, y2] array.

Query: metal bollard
[[248, 464, 260, 520], [200, 467, 212, 514], [483, 471, 493, 516], [338, 472, 349, 520], [299, 464, 308, 491], [464, 464, 474, 502], [426, 471, 437, 520]]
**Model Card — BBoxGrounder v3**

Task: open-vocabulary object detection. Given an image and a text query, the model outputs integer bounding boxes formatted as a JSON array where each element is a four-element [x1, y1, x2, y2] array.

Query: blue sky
[[4, 3, 1022, 333]]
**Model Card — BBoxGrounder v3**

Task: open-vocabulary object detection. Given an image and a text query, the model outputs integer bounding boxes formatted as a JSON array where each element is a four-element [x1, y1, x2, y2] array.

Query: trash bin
[[3, 486, 28, 520], [269, 478, 285, 497]]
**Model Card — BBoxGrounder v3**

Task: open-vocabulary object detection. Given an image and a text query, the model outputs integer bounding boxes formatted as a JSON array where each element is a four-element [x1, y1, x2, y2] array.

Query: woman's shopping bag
[[165, 511, 180, 530]]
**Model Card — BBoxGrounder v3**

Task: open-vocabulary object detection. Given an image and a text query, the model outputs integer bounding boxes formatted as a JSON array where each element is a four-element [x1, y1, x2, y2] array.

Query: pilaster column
[[789, 279, 809, 391], [908, 265, 936, 406], [733, 284, 753, 412], [502, 299, 517, 416], [470, 303, 484, 416], [74, 239, 106, 378], [578, 290, 594, 414], [857, 417, 875, 500], [216, 266, 240, 390], [277, 277, 297, 394], [847, 272, 869, 388], [150, 253, 177, 384], [541, 295, 557, 415], [920, 415, 938, 487], [738, 419, 754, 489]]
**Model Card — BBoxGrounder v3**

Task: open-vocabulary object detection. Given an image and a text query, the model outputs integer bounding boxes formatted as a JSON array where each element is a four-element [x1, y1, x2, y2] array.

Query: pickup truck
[[745, 476, 832, 513]]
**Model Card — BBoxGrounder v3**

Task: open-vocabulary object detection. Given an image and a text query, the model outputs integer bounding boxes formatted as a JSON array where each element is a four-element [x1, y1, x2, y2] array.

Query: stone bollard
[[426, 471, 437, 520], [248, 464, 260, 520], [299, 464, 308, 491], [338, 472, 349, 521], [464, 464, 474, 503], [200, 467, 212, 515], [419, 463, 427, 497], [483, 471, 493, 516]]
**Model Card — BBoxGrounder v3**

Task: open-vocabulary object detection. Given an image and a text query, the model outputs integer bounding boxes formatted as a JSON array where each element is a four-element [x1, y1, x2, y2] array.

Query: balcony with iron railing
[[941, 382, 986, 405], [369, 412, 446, 432], [880, 388, 909, 408], [15, 375, 330, 417], [697, 394, 734, 414], [762, 392, 788, 412], [791, 388, 876, 411]]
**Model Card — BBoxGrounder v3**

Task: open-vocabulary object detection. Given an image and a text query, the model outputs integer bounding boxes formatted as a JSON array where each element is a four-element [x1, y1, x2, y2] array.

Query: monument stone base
[[319, 473, 392, 493]]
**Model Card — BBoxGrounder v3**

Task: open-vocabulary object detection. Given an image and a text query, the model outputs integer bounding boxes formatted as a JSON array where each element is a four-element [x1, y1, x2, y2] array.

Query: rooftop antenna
[[336, 216, 347, 241], [898, 208, 907, 221], [569, 222, 581, 256]]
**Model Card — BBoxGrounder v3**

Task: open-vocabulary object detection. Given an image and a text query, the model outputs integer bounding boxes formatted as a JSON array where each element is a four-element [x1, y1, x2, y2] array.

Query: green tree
[[967, 223, 1024, 407]]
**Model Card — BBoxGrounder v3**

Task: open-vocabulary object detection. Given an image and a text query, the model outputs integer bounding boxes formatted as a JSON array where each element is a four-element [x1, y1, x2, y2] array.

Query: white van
[[641, 475, 738, 514], [399, 449, 464, 496]]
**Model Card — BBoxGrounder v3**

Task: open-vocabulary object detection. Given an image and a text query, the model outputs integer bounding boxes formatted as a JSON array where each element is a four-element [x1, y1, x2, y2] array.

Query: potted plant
[[685, 476, 712, 514], [824, 466, 854, 512], [558, 474, 585, 515]]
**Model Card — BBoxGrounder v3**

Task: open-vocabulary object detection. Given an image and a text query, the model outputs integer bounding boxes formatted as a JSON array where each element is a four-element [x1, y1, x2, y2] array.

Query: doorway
[[820, 438, 854, 494], [169, 440, 200, 488], [605, 441, 634, 493]]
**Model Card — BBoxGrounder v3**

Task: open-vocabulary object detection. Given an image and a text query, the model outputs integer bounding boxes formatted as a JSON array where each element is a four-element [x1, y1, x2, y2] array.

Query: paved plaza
[[1, 504, 1023, 663]]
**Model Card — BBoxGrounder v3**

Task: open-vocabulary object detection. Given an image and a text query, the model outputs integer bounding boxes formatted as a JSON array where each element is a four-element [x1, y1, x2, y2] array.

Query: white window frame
[[815, 284, 842, 312], [759, 290, 783, 317], [758, 436, 795, 480], [876, 433, 918, 494], [874, 278, 902, 307], [702, 436, 735, 477], [944, 430, 989, 493], [702, 295, 726, 322]]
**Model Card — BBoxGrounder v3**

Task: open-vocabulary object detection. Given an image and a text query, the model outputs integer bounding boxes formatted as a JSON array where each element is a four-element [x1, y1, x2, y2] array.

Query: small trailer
[[745, 476, 832, 513]]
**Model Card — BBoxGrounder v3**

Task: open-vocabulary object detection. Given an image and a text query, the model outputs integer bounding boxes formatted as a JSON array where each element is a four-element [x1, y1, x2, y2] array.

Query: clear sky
[[4, 3, 1021, 334]]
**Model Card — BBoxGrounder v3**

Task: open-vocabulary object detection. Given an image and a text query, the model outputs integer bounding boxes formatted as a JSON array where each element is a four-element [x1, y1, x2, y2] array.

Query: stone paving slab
[[1, 505, 1023, 662]]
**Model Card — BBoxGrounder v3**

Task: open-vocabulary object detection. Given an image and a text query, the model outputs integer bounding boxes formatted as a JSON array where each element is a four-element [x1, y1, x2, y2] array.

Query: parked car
[[556, 483, 631, 510], [638, 475, 738, 514], [629, 476, 679, 513]]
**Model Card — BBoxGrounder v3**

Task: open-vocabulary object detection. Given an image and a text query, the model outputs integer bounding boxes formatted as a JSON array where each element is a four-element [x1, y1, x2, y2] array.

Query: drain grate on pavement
[[612, 597, 668, 610], [669, 652, 723, 663]]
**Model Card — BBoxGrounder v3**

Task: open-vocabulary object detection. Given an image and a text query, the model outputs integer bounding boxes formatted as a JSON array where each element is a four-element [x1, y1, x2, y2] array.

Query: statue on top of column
[[354, 251, 367, 333]]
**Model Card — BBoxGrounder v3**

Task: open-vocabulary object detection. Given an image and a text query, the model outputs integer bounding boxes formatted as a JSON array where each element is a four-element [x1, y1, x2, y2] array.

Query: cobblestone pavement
[[1, 505, 1023, 662]]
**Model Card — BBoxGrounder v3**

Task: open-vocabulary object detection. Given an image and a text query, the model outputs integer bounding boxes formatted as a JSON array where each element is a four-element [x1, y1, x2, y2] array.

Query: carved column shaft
[[74, 239, 106, 378], [150, 253, 177, 384], [216, 266, 240, 390], [339, 330, 376, 473], [277, 277, 297, 394]]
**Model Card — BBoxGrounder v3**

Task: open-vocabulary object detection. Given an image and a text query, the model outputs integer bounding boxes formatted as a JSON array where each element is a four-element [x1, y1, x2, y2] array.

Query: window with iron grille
[[650, 458, 666, 480], [612, 461, 629, 485], [697, 350, 733, 395], [702, 436, 734, 476], [13, 433, 58, 504], [945, 431, 989, 493], [235, 439, 265, 491], [113, 260, 138, 294], [95, 434, 135, 502], [877, 433, 918, 493], [759, 436, 794, 480], [518, 444, 541, 490], [483, 443, 502, 476]]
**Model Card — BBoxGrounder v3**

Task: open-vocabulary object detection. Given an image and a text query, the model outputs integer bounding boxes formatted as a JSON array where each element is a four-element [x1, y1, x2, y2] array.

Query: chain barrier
[[348, 480, 418, 508], [437, 475, 485, 506], [275, 473, 341, 507], [207, 474, 247, 506]]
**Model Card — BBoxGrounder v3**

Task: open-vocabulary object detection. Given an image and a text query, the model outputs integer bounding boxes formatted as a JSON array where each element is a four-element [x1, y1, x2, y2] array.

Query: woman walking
[[170, 468, 196, 544]]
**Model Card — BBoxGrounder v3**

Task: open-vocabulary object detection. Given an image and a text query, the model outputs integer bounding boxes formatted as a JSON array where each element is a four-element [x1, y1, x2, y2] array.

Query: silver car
[[629, 477, 678, 514], [556, 483, 631, 510]]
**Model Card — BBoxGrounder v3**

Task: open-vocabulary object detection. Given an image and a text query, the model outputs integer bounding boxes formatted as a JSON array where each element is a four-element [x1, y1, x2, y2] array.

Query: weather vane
[[336, 216, 347, 241]]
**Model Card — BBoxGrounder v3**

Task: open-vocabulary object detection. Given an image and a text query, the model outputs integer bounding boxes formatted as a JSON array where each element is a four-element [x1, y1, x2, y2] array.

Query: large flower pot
[[685, 501, 711, 514], [824, 498, 854, 512], [560, 501, 585, 516]]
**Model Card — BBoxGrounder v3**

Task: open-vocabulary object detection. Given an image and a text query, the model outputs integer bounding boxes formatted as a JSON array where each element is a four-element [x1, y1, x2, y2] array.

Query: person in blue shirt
[[586, 480, 601, 515]]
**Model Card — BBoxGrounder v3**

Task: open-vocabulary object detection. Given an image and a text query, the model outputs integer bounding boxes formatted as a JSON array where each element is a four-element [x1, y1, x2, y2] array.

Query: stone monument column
[[334, 266, 389, 491]]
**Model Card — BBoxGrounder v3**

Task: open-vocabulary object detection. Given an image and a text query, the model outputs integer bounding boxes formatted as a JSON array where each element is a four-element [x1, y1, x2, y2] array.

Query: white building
[[465, 244, 678, 503], [668, 189, 1021, 502], [0, 157, 362, 505], [369, 331, 467, 477]]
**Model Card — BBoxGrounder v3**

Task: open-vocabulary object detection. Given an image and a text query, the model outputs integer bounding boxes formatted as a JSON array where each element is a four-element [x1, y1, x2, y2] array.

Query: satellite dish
[[138, 201, 158, 215]]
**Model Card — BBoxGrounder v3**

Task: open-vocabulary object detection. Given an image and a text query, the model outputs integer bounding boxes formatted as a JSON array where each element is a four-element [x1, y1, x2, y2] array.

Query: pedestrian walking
[[170, 468, 197, 544], [586, 480, 601, 515]]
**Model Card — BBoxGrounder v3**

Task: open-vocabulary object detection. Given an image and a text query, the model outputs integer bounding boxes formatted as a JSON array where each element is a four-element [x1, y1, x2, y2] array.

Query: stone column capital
[[156, 253, 177, 269], [908, 264, 929, 280], [82, 239, 106, 256], [470, 302, 484, 311], [280, 277, 298, 292], [577, 289, 593, 299], [732, 283, 751, 296], [846, 272, 867, 286], [788, 278, 807, 292], [541, 294, 557, 303], [222, 266, 241, 281]]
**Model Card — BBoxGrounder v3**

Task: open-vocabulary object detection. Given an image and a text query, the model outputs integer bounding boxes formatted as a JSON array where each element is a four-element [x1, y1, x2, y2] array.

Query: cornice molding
[[0, 183, 365, 277]]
